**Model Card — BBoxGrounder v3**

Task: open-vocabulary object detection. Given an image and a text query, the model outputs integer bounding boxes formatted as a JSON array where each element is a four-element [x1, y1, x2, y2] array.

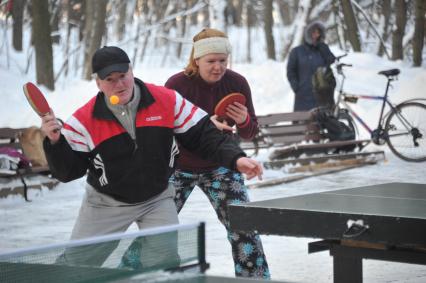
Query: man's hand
[[236, 157, 263, 180], [41, 109, 61, 144], [210, 115, 235, 132]]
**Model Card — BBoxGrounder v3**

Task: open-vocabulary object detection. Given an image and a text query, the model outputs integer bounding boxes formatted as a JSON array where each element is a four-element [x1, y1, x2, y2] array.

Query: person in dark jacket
[[40, 46, 263, 267], [287, 21, 336, 111], [164, 28, 270, 279]]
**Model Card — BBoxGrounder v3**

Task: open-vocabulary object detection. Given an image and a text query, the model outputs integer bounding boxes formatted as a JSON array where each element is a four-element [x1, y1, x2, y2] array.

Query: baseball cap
[[92, 46, 130, 79]]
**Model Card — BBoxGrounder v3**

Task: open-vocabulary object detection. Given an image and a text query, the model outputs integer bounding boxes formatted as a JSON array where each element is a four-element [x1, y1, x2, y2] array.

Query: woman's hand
[[226, 102, 248, 125], [210, 115, 235, 132]]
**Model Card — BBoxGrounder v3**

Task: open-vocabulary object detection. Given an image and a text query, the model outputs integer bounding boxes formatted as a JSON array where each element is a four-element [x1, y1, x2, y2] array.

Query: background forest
[[0, 0, 425, 91]]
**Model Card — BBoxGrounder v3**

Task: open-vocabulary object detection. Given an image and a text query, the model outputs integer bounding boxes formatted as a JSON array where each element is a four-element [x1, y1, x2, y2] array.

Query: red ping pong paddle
[[23, 82, 51, 117], [214, 93, 246, 121], [23, 82, 60, 133]]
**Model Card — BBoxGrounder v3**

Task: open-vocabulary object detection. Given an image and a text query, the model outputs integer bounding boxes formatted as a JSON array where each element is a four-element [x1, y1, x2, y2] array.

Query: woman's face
[[196, 53, 228, 84], [96, 68, 134, 105], [311, 28, 321, 44]]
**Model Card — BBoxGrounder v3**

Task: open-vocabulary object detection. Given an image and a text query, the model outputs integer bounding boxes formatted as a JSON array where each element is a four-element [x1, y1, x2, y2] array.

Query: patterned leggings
[[171, 167, 270, 279]]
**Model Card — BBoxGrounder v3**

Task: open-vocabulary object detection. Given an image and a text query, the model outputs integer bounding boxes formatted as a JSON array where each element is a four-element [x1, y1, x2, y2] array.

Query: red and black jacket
[[43, 79, 245, 203]]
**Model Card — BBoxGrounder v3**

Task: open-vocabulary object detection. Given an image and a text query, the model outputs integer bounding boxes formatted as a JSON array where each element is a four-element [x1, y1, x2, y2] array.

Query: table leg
[[333, 254, 362, 283]]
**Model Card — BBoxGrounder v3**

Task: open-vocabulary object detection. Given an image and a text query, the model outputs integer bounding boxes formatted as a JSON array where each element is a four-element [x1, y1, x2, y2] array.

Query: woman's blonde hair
[[184, 28, 228, 77]]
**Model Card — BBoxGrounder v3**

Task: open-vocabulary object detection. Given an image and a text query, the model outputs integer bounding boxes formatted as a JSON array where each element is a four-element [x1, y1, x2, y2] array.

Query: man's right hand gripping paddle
[[23, 82, 61, 143]]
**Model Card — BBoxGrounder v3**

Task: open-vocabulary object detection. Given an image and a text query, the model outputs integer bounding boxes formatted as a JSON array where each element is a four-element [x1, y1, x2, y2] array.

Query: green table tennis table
[[229, 182, 426, 283]]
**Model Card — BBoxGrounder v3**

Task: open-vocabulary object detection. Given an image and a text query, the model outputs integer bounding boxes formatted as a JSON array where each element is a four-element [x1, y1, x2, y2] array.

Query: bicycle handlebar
[[335, 53, 348, 61], [337, 63, 353, 68]]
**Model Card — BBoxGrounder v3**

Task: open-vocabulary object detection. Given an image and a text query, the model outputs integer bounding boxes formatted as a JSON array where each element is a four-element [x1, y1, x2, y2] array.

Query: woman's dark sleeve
[[236, 76, 258, 140], [318, 43, 336, 66], [287, 48, 299, 93]]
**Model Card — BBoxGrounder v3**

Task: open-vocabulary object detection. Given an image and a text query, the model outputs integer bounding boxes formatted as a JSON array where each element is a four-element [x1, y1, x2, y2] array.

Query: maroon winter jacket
[[165, 69, 258, 173]]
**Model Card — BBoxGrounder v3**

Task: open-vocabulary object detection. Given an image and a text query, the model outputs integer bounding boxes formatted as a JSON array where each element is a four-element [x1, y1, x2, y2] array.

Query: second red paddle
[[214, 93, 246, 121]]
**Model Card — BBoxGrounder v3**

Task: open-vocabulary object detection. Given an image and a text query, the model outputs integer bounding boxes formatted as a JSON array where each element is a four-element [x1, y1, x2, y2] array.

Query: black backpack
[[313, 108, 355, 141]]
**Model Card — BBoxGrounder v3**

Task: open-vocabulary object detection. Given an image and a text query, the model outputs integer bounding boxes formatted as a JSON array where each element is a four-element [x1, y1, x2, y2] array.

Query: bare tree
[[276, 0, 293, 25], [176, 1, 188, 59], [340, 0, 361, 51], [12, 0, 26, 51], [50, 0, 61, 44], [32, 0, 55, 90], [114, 1, 127, 41], [377, 0, 391, 57], [392, 0, 407, 60], [412, 0, 425, 66], [209, 0, 226, 31], [246, 1, 255, 63], [82, 0, 108, 80], [263, 0, 276, 60]]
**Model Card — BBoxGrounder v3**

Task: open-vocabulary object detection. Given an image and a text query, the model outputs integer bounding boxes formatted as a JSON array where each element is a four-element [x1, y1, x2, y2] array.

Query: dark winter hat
[[92, 46, 130, 79]]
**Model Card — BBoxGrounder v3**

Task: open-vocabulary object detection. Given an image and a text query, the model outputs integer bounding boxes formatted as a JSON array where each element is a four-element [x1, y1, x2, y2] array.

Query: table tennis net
[[0, 223, 205, 283]]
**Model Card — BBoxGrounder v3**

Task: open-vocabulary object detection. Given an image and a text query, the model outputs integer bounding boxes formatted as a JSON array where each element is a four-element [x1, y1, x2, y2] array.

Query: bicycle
[[332, 54, 426, 162]]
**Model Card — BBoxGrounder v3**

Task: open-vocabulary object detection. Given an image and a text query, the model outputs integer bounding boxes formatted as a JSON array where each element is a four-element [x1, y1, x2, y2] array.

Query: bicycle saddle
[[378, 68, 400, 77]]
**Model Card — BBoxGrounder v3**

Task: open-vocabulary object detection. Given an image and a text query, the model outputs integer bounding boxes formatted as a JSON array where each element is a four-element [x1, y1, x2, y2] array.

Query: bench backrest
[[240, 111, 324, 151]]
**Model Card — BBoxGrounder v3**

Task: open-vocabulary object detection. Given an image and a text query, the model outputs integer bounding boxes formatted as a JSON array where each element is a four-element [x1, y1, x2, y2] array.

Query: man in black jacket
[[40, 46, 262, 266], [287, 21, 336, 111]]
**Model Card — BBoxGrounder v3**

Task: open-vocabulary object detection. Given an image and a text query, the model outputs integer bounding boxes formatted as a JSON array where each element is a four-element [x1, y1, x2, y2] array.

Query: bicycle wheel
[[336, 108, 358, 139], [385, 102, 426, 162]]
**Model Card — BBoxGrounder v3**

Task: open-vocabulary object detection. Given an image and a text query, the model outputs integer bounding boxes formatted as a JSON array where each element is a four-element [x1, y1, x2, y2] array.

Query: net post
[[198, 222, 209, 272]]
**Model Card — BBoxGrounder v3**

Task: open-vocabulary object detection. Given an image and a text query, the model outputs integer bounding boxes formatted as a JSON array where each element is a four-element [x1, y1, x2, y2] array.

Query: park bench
[[238, 110, 385, 187], [0, 127, 58, 200], [240, 110, 371, 159]]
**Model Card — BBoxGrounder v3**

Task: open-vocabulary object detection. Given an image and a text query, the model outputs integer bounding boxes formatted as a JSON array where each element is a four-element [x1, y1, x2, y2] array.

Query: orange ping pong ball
[[110, 95, 120, 105]]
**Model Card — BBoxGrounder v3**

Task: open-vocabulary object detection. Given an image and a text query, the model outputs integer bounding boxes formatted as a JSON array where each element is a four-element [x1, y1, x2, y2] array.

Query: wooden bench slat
[[262, 122, 321, 135], [0, 128, 25, 139], [257, 111, 313, 125], [268, 133, 323, 145]]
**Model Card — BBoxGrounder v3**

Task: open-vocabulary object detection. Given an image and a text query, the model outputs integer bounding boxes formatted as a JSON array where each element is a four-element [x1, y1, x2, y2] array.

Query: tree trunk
[[12, 0, 26, 51], [277, 0, 292, 25], [340, 0, 361, 51], [263, 0, 276, 60], [176, 1, 188, 59], [234, 0, 243, 26], [377, 0, 391, 57], [412, 0, 425, 66], [50, 0, 61, 44], [82, 0, 108, 80], [32, 0, 55, 90], [209, 0, 226, 31], [115, 1, 127, 41], [246, 2, 255, 63], [392, 0, 406, 61]]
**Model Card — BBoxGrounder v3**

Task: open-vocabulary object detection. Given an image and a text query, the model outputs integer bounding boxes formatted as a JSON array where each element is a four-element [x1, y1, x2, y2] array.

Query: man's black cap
[[92, 46, 130, 79]]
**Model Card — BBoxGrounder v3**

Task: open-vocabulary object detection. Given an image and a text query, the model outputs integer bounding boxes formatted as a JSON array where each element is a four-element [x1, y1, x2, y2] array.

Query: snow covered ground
[[1, 49, 426, 282]]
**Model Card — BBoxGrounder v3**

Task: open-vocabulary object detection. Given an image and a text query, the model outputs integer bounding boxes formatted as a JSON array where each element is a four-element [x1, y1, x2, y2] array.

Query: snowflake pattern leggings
[[171, 167, 270, 279]]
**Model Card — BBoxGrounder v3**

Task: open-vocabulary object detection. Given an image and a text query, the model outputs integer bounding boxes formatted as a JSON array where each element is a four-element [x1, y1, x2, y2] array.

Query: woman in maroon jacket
[[165, 28, 270, 279]]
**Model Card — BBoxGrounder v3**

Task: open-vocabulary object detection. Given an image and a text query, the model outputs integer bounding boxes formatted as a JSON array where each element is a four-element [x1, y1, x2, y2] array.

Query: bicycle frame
[[334, 68, 396, 136]]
